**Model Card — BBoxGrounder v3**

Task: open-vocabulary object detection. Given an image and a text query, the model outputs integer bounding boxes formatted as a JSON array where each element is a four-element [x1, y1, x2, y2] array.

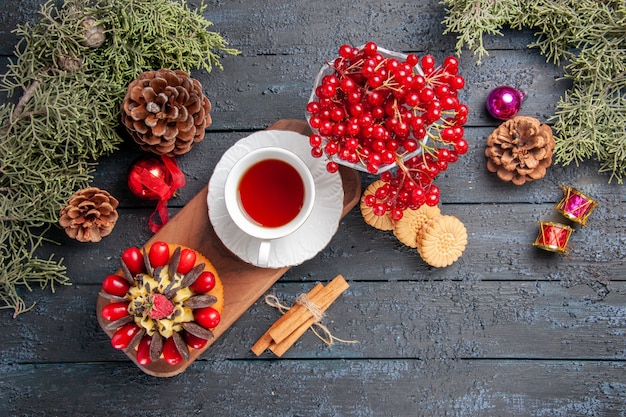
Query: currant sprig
[[306, 42, 468, 220]]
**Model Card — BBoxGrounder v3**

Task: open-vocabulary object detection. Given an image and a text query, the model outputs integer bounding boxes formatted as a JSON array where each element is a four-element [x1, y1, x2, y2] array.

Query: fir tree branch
[[441, 0, 626, 182], [0, 0, 239, 316]]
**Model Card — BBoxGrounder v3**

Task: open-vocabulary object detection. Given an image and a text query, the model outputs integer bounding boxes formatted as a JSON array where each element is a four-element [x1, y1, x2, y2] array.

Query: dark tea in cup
[[224, 146, 316, 267], [238, 158, 305, 228]]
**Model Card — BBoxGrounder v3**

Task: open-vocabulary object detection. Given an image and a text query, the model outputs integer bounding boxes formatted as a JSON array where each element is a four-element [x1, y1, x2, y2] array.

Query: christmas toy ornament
[[485, 116, 555, 185], [121, 68, 212, 156], [59, 187, 119, 242], [533, 221, 574, 255], [127, 155, 186, 232], [486, 86, 525, 120], [555, 185, 598, 226], [442, 0, 626, 181]]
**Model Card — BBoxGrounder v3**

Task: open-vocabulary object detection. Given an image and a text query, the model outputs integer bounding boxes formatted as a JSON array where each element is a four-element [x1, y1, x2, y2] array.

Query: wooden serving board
[[96, 119, 362, 377]]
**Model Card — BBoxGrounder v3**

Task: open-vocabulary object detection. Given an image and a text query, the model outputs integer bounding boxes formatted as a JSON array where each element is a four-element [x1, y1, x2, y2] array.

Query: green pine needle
[[0, 0, 239, 316], [441, 0, 626, 183]]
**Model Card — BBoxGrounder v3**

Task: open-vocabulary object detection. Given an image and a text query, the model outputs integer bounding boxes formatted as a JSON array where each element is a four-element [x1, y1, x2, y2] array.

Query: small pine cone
[[81, 17, 106, 48], [59, 187, 119, 243], [121, 69, 212, 156], [485, 116, 555, 185]]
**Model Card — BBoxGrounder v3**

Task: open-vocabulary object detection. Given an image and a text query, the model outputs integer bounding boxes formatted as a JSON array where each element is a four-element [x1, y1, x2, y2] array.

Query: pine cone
[[485, 116, 555, 185], [121, 69, 212, 156], [80, 17, 105, 48], [59, 187, 119, 243]]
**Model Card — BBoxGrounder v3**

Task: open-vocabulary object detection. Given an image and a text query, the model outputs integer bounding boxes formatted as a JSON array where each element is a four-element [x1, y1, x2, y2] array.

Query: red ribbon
[[130, 155, 186, 233]]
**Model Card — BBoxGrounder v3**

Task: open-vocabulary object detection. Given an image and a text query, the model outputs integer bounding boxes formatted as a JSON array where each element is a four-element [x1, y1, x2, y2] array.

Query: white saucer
[[207, 130, 344, 268]]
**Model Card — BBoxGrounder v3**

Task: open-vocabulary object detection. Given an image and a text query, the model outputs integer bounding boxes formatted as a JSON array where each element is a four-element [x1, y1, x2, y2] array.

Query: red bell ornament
[[127, 155, 186, 232]]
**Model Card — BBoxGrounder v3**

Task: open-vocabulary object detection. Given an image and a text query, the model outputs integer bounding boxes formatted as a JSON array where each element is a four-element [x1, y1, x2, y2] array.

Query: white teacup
[[224, 146, 316, 267]]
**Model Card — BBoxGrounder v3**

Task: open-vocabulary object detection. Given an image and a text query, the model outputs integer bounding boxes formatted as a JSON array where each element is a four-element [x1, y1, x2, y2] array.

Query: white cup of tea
[[224, 146, 316, 267]]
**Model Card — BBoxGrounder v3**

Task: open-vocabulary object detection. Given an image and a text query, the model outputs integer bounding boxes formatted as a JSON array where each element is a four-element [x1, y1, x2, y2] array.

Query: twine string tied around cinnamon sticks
[[251, 275, 357, 357], [264, 292, 357, 346]]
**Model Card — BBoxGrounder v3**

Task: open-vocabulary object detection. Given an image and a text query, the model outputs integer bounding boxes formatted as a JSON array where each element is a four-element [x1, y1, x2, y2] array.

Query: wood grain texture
[[2, 360, 625, 416], [2, 0, 626, 415]]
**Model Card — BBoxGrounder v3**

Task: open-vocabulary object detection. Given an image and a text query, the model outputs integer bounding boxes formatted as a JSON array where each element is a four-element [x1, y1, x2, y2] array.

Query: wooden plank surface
[[1, 0, 625, 415]]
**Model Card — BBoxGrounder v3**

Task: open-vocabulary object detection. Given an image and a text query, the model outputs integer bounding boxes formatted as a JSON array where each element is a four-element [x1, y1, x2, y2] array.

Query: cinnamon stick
[[268, 275, 348, 345], [250, 283, 325, 356], [251, 275, 349, 357], [268, 280, 347, 356]]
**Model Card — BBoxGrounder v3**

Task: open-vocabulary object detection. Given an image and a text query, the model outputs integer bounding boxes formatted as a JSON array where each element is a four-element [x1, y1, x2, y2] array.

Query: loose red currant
[[311, 146, 323, 158], [326, 161, 339, 173]]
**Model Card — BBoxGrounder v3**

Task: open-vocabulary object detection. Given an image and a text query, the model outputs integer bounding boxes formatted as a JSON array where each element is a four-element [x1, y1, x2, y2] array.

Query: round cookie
[[360, 180, 394, 231], [417, 215, 467, 267], [393, 204, 442, 248]]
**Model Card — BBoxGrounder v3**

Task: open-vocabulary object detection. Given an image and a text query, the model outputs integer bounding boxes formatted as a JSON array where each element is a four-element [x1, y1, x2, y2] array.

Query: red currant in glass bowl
[[305, 42, 468, 221], [306, 44, 428, 174]]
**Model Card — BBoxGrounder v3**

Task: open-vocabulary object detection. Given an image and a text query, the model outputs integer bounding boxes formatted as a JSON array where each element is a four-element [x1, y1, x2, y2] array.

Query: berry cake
[[98, 241, 224, 374]]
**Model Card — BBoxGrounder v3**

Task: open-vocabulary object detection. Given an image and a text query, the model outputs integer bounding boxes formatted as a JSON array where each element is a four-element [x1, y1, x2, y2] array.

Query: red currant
[[339, 44, 354, 58], [363, 41, 378, 56], [454, 138, 469, 155], [309, 134, 322, 147], [306, 42, 468, 219], [326, 161, 339, 173], [443, 56, 459, 74]]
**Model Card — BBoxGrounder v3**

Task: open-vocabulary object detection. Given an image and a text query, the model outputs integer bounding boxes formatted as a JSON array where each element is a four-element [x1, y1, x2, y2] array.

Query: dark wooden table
[[2, 1, 625, 416]]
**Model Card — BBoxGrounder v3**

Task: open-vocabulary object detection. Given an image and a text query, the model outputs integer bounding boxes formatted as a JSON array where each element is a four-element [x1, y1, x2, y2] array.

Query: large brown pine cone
[[485, 116, 555, 185], [121, 69, 212, 156], [59, 187, 119, 243]]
